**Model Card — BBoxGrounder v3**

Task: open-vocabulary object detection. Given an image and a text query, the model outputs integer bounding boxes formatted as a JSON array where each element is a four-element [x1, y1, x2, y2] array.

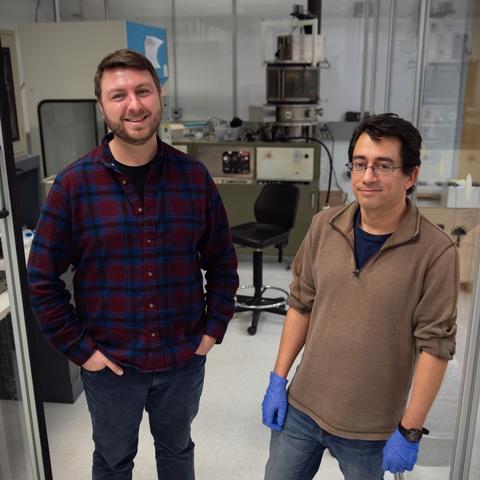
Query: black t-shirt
[[114, 148, 163, 203], [354, 209, 391, 269]]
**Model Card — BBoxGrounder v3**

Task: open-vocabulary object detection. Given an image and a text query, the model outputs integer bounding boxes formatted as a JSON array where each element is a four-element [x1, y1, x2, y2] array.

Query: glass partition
[[0, 50, 48, 480], [174, 0, 234, 121], [468, 392, 480, 477], [17, 1, 480, 478], [414, 0, 480, 479]]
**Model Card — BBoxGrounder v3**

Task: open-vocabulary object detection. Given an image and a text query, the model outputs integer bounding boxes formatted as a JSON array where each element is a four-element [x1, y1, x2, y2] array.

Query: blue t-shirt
[[354, 210, 391, 269]]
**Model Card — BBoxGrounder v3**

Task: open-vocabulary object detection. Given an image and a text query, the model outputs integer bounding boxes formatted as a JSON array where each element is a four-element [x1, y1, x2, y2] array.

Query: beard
[[104, 108, 162, 146]]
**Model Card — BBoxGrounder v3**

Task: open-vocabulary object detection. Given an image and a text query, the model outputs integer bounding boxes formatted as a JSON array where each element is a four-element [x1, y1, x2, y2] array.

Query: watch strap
[[398, 422, 430, 443]]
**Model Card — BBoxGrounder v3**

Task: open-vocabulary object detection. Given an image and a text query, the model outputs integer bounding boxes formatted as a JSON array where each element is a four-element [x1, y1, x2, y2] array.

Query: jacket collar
[[330, 198, 420, 246]]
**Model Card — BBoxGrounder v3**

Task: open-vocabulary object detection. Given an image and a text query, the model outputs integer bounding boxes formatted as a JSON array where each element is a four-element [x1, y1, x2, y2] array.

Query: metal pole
[[171, 0, 179, 109], [360, 0, 370, 120], [369, 0, 380, 116], [52, 0, 60, 22], [384, 0, 396, 112], [104, 0, 110, 21], [232, 0, 238, 117], [450, 224, 480, 479], [412, 0, 430, 128]]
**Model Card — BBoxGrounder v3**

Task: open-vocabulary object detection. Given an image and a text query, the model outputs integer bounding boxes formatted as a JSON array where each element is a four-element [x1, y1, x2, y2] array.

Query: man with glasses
[[262, 113, 458, 479]]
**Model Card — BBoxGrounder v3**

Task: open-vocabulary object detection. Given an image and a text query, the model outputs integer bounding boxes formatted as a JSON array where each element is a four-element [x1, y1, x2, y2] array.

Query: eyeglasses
[[345, 161, 402, 176]]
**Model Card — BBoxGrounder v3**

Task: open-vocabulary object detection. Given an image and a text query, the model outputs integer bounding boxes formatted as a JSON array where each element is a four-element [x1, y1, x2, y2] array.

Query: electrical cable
[[207, 117, 228, 126], [281, 136, 334, 208], [323, 124, 348, 202]]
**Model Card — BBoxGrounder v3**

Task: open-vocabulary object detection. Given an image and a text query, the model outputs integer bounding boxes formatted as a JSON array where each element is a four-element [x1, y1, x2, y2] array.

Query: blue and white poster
[[126, 22, 169, 86]]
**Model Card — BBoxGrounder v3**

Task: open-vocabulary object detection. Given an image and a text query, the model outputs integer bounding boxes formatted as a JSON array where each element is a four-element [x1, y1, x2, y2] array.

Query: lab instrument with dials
[[174, 140, 320, 257]]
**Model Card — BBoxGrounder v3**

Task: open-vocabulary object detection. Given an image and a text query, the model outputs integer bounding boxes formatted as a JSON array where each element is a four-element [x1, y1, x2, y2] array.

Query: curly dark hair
[[348, 113, 422, 195]]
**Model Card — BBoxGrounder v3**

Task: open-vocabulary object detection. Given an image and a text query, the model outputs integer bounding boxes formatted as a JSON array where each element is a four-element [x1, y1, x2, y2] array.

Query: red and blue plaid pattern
[[28, 136, 239, 371]]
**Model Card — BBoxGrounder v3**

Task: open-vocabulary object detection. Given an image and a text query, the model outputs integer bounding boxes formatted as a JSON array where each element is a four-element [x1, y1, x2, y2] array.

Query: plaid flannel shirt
[[28, 135, 239, 371]]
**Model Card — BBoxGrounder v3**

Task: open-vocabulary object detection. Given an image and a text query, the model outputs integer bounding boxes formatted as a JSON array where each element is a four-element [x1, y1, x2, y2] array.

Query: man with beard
[[28, 49, 239, 480]]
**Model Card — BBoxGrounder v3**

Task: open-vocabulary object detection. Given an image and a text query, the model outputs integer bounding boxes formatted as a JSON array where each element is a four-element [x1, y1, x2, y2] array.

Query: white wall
[[18, 21, 127, 161], [0, 0, 55, 138], [0, 0, 54, 29]]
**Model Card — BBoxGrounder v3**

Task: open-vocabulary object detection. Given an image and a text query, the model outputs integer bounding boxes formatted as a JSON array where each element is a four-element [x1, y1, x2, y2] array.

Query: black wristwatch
[[398, 422, 429, 443]]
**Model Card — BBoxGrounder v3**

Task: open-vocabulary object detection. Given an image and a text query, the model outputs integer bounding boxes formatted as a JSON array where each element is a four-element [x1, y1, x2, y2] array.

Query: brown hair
[[94, 49, 161, 100]]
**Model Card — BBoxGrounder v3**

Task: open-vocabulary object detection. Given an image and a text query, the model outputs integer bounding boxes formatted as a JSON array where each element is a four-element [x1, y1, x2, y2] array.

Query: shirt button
[[146, 239, 152, 245], [151, 332, 156, 337], [138, 207, 143, 213], [149, 303, 154, 309], [147, 272, 153, 277], [121, 179, 127, 185]]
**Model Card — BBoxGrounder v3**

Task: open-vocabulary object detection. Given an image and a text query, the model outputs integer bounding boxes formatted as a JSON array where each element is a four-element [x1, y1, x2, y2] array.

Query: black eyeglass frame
[[345, 161, 403, 175]]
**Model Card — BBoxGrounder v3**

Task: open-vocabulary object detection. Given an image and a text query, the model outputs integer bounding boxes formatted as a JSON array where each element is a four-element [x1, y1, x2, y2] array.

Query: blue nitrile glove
[[382, 428, 419, 473], [262, 371, 288, 431]]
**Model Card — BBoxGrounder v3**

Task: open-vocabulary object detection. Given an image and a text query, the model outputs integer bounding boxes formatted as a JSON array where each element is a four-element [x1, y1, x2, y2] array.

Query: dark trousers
[[81, 354, 206, 480]]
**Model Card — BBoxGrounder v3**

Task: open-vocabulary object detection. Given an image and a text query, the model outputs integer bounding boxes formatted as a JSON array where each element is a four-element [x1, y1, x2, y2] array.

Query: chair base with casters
[[230, 183, 299, 335], [235, 250, 289, 335]]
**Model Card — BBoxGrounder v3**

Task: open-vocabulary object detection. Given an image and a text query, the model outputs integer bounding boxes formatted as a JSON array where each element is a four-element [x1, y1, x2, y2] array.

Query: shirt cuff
[[416, 338, 456, 360], [64, 335, 97, 366], [205, 319, 228, 344], [286, 294, 312, 314]]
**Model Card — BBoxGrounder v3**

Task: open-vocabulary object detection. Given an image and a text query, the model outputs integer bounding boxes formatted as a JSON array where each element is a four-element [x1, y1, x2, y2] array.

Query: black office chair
[[230, 183, 300, 335]]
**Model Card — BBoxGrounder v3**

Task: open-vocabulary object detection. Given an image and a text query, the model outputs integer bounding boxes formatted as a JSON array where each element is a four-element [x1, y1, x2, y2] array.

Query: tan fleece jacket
[[287, 200, 458, 440]]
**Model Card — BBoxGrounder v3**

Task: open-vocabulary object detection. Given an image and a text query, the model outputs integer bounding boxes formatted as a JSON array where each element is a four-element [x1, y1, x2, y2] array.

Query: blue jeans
[[265, 404, 386, 480], [81, 354, 206, 480]]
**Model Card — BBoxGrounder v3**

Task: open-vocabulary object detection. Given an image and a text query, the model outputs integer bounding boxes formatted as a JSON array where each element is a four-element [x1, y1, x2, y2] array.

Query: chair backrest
[[254, 183, 300, 230]]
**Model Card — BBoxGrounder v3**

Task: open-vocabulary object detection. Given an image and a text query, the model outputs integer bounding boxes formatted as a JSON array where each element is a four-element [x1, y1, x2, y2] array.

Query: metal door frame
[[0, 36, 52, 480]]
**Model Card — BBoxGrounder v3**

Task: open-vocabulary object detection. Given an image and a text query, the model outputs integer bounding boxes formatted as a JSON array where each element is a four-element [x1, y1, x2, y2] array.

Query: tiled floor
[[43, 259, 476, 479]]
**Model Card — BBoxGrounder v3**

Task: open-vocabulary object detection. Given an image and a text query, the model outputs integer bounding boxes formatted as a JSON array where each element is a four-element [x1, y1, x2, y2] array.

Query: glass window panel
[[0, 152, 39, 480], [414, 0, 480, 478], [387, 0, 421, 120], [470, 395, 480, 478], [419, 0, 472, 185], [24, 2, 480, 479], [174, 0, 233, 121], [408, 206, 480, 479], [319, 1, 367, 121], [39, 100, 105, 176], [457, 0, 480, 477]]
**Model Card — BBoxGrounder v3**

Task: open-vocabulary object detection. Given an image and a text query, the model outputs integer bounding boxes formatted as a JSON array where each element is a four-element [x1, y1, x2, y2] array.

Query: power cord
[[280, 136, 334, 208]]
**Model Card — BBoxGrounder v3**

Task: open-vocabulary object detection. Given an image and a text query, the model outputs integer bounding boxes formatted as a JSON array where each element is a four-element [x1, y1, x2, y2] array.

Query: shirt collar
[[100, 132, 164, 168]]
